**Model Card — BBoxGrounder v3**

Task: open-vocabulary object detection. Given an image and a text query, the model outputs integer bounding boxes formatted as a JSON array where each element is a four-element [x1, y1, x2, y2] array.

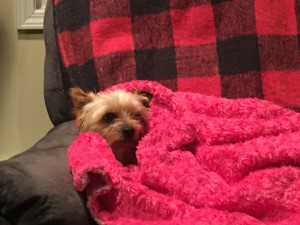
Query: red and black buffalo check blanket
[[53, 0, 300, 111]]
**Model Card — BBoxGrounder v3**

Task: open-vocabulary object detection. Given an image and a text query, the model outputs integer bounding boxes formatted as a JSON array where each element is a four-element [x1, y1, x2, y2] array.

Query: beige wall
[[0, 0, 53, 160]]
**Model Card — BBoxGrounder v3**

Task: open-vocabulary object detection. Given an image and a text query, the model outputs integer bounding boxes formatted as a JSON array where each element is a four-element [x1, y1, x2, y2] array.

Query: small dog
[[69, 87, 151, 166]]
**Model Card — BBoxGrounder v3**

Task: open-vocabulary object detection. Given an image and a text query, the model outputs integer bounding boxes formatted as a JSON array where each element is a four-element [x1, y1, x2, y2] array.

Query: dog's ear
[[69, 87, 95, 116], [134, 91, 153, 108]]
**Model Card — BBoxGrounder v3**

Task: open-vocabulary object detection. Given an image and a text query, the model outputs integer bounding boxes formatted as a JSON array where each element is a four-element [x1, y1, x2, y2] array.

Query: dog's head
[[69, 88, 151, 147]]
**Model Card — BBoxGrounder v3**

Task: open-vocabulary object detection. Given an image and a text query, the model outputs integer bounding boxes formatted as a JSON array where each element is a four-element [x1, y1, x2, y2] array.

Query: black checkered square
[[135, 47, 177, 81], [169, 0, 210, 9], [217, 35, 260, 75], [54, 0, 90, 32], [211, 0, 231, 4], [130, 0, 170, 15], [63, 60, 99, 92]]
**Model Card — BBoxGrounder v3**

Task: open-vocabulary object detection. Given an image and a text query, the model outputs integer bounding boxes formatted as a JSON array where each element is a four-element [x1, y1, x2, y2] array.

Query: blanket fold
[[68, 81, 300, 225]]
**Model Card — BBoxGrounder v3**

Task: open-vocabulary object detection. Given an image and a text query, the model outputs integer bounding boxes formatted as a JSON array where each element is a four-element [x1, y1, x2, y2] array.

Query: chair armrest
[[0, 121, 97, 225]]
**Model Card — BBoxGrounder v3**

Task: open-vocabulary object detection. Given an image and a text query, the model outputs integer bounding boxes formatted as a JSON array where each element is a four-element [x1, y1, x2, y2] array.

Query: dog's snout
[[122, 125, 135, 140]]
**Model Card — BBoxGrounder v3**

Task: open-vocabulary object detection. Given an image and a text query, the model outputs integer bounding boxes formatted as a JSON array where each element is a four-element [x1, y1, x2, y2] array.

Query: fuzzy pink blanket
[[68, 81, 300, 225]]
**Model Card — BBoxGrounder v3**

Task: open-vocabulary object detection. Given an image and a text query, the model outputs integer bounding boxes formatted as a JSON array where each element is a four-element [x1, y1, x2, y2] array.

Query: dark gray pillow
[[0, 216, 10, 225], [0, 121, 97, 225]]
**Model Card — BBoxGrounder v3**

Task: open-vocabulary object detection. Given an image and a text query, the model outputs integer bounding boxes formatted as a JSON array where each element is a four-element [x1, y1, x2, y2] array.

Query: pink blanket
[[68, 81, 300, 225]]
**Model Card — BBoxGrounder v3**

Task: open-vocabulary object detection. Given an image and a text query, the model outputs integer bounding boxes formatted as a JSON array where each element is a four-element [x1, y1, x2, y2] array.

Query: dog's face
[[69, 88, 150, 149]]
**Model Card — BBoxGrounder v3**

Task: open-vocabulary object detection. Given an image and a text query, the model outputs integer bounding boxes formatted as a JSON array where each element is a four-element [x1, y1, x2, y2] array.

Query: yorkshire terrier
[[69, 87, 152, 166]]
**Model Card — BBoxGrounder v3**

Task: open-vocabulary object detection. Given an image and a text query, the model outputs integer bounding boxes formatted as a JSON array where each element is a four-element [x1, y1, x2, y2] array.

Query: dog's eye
[[132, 112, 141, 120], [103, 112, 116, 123], [141, 98, 150, 108]]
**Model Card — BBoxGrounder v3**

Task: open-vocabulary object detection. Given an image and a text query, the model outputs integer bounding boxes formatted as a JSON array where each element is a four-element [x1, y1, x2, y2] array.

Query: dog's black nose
[[122, 125, 134, 140]]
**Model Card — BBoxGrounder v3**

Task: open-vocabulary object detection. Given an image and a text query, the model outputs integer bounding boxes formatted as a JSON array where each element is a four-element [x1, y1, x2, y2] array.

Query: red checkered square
[[94, 51, 136, 90], [90, 0, 131, 21], [262, 71, 300, 107], [57, 25, 93, 66], [259, 36, 300, 71], [255, 0, 297, 35], [221, 72, 263, 99], [90, 17, 134, 57], [131, 12, 174, 49], [53, 0, 62, 5], [176, 44, 218, 77], [171, 5, 216, 46], [178, 76, 221, 96], [213, 0, 256, 40]]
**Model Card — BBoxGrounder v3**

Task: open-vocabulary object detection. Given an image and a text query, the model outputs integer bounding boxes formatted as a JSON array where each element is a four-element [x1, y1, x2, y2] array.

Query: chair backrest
[[44, 0, 300, 125]]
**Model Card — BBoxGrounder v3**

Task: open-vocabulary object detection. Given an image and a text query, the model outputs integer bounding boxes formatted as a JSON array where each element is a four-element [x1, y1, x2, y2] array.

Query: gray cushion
[[0, 121, 97, 225]]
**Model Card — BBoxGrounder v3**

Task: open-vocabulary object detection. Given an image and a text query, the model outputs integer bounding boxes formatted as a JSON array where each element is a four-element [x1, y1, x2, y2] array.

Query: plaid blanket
[[53, 0, 300, 111]]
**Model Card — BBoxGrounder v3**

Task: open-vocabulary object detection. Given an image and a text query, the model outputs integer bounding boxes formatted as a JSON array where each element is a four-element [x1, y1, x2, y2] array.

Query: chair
[[1, 0, 299, 224]]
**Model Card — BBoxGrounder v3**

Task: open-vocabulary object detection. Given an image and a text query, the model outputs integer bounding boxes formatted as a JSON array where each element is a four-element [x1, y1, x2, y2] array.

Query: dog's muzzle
[[122, 125, 135, 140]]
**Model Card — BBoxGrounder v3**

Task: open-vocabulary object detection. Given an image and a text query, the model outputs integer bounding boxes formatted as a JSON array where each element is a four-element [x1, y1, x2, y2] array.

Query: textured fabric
[[68, 81, 300, 225], [0, 122, 96, 225], [0, 216, 10, 225], [53, 0, 300, 113], [44, 0, 74, 125]]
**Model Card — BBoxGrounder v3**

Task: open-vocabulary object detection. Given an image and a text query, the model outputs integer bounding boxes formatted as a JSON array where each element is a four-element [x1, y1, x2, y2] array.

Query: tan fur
[[69, 88, 95, 117], [69, 87, 151, 166]]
